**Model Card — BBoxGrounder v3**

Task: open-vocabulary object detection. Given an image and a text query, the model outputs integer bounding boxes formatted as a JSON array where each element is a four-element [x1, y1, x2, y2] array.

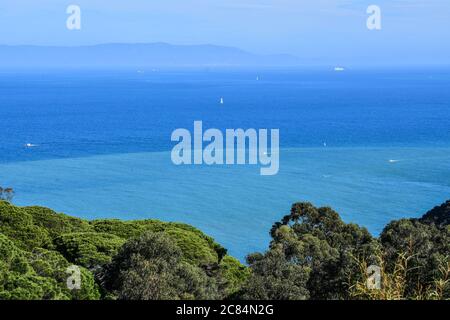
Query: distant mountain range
[[0, 43, 301, 68]]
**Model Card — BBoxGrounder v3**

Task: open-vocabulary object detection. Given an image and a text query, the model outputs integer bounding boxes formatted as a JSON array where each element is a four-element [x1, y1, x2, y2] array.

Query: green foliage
[[164, 227, 218, 265], [218, 255, 251, 297], [239, 247, 310, 300], [0, 233, 69, 300], [91, 219, 225, 265], [23, 206, 92, 239], [0, 201, 52, 250], [2, 197, 447, 301], [90, 219, 145, 238], [54, 232, 125, 268], [350, 247, 450, 300], [239, 200, 449, 300], [0, 201, 245, 300], [100, 231, 219, 300], [240, 202, 377, 300], [380, 214, 450, 298], [29, 247, 101, 300], [419, 200, 450, 228], [0, 233, 32, 275], [0, 232, 101, 300]]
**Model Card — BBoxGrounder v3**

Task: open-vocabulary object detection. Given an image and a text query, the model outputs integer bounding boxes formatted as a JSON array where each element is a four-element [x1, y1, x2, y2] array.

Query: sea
[[0, 68, 449, 261]]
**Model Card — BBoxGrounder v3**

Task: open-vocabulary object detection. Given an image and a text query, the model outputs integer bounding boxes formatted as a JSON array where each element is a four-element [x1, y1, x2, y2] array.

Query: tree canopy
[[238, 201, 449, 300], [0, 200, 247, 300], [0, 199, 448, 300]]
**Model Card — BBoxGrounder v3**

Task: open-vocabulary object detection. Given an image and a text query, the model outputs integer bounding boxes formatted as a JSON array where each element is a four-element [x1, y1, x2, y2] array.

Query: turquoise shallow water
[[1, 146, 449, 260]]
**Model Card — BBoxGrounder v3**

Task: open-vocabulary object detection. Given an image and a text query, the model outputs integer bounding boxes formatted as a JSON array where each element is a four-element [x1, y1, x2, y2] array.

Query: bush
[[0, 201, 52, 250], [239, 247, 310, 300], [0, 233, 68, 300], [100, 231, 219, 300], [23, 206, 93, 239], [91, 219, 224, 265], [54, 232, 125, 268], [0, 233, 101, 300], [0, 201, 246, 300], [240, 202, 378, 300], [380, 211, 449, 298], [218, 255, 251, 298]]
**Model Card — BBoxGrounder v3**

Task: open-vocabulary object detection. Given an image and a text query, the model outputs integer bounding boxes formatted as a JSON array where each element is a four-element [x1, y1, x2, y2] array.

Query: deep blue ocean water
[[1, 69, 449, 260]]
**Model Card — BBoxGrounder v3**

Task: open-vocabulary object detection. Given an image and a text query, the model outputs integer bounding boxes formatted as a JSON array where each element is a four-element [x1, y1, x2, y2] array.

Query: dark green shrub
[[100, 231, 219, 300]]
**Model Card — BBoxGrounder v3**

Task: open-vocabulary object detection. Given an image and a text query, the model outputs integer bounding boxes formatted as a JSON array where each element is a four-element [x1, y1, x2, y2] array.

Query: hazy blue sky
[[1, 0, 449, 65]]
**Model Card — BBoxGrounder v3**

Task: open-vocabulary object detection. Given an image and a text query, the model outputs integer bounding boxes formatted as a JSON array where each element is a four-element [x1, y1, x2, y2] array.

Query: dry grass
[[349, 247, 449, 300]]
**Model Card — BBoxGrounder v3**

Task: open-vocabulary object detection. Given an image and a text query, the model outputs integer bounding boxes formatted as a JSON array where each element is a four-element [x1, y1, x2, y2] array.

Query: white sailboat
[[25, 143, 37, 148]]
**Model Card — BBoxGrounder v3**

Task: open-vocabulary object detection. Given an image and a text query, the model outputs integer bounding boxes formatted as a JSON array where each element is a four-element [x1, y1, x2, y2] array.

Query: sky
[[0, 0, 449, 65]]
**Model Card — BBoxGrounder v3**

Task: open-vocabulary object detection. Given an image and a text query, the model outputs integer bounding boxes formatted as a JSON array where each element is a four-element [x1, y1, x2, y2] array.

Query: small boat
[[334, 67, 345, 72], [25, 143, 37, 148], [220, 97, 224, 105]]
